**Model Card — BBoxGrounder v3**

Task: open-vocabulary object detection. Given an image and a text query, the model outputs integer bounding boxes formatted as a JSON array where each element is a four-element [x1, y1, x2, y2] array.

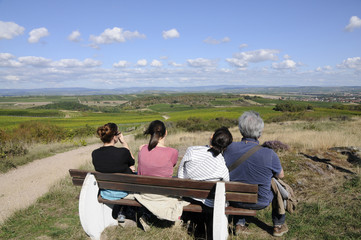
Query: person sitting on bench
[[223, 111, 288, 237], [177, 126, 233, 207], [92, 122, 135, 223]]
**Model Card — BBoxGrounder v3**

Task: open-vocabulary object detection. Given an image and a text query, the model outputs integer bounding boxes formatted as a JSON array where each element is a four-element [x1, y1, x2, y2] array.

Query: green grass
[[0, 109, 63, 117], [148, 103, 199, 112], [0, 110, 163, 130]]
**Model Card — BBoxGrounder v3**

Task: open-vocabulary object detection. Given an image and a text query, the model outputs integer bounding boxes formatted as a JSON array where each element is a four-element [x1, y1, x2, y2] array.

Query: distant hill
[[0, 86, 360, 96]]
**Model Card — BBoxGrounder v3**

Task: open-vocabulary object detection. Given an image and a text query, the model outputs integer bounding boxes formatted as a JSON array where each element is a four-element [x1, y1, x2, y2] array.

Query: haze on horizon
[[0, 0, 361, 89]]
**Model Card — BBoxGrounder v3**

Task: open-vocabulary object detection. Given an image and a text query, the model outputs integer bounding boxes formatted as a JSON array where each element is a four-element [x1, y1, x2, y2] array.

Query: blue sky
[[0, 0, 360, 89]]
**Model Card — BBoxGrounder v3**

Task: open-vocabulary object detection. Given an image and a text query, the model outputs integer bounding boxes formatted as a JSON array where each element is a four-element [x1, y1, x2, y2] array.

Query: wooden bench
[[69, 169, 258, 240]]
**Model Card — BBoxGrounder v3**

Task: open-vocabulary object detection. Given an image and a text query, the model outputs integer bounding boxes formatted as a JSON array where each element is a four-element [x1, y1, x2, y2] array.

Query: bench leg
[[79, 173, 118, 240], [213, 182, 229, 240]]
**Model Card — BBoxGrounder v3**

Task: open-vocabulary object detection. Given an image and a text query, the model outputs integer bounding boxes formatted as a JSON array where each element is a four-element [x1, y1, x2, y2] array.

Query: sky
[[0, 0, 361, 89]]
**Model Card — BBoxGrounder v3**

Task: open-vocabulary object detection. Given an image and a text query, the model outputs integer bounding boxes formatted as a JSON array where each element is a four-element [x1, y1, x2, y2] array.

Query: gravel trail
[[0, 143, 102, 224]]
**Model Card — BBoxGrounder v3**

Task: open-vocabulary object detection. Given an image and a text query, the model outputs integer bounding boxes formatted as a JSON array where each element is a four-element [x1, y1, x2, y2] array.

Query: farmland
[[1, 92, 360, 173], [1, 93, 360, 130]]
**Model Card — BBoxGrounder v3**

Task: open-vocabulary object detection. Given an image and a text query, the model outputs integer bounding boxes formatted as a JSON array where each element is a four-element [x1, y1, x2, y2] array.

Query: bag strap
[[227, 145, 262, 172]]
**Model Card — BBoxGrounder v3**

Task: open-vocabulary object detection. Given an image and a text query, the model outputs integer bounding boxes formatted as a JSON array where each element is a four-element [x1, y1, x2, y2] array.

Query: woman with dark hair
[[177, 126, 233, 207], [135, 120, 180, 231], [92, 123, 135, 222], [138, 120, 178, 178]]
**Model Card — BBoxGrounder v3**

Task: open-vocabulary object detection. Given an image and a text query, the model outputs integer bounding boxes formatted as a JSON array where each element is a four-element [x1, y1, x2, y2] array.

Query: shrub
[[273, 101, 310, 112], [176, 117, 237, 132], [0, 143, 29, 159]]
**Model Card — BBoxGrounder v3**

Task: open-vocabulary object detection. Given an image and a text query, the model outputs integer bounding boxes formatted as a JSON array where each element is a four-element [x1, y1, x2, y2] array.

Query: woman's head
[[238, 111, 264, 139], [96, 123, 119, 143], [208, 127, 233, 157], [144, 120, 166, 151]]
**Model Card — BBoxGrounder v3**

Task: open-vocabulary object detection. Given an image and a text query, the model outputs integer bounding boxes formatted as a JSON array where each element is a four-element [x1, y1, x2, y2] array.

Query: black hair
[[144, 120, 166, 151], [208, 126, 233, 157], [96, 123, 118, 143]]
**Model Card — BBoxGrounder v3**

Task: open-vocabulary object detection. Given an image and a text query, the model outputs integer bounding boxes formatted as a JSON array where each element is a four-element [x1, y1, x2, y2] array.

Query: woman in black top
[[92, 123, 135, 222]]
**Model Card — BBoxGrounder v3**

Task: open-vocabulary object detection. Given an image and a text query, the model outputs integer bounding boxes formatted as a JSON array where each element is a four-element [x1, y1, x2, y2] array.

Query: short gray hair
[[238, 111, 264, 139]]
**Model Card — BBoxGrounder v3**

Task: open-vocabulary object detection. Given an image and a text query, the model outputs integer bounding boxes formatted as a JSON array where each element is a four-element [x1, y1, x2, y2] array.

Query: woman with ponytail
[[92, 123, 135, 222], [177, 126, 233, 207], [138, 120, 178, 178]]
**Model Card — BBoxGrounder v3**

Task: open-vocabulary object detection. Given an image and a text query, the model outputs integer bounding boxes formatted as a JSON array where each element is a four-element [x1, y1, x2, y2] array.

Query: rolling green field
[[1, 93, 360, 131]]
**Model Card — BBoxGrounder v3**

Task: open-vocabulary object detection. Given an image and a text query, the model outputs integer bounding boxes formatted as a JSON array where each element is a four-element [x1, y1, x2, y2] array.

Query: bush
[[0, 143, 29, 159], [273, 101, 311, 112], [176, 117, 237, 132]]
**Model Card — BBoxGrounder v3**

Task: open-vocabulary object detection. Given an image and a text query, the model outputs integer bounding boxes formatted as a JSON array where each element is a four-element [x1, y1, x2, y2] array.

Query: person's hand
[[129, 165, 136, 172], [117, 133, 125, 144]]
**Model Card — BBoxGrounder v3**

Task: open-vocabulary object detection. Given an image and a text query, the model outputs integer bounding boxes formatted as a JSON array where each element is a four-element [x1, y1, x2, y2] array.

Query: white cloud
[[4, 75, 20, 81], [18, 56, 52, 67], [203, 36, 230, 44], [137, 59, 147, 66], [0, 53, 21, 67], [272, 59, 297, 69], [169, 61, 183, 67], [316, 65, 332, 72], [162, 28, 180, 39], [345, 16, 361, 32], [68, 30, 81, 42], [225, 58, 248, 69], [283, 54, 291, 59], [239, 43, 248, 49], [0, 53, 15, 61], [337, 57, 361, 70], [150, 60, 162, 67], [0, 21, 25, 40], [52, 58, 102, 68], [187, 58, 216, 68], [226, 49, 279, 69], [233, 49, 279, 63], [222, 37, 231, 43], [89, 27, 146, 46], [28, 27, 49, 43], [113, 60, 129, 68]]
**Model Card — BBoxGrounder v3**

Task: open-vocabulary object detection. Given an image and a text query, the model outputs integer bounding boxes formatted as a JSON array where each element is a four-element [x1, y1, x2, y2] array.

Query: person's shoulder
[[167, 146, 178, 154], [225, 141, 242, 152], [259, 145, 277, 154], [187, 145, 208, 151], [230, 141, 242, 147]]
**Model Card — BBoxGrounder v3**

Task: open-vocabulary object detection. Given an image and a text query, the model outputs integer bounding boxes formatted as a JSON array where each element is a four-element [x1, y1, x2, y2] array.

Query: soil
[[0, 142, 102, 224]]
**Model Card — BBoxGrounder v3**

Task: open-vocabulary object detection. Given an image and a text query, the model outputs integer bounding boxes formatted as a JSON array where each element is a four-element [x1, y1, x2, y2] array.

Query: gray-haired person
[[223, 111, 288, 237]]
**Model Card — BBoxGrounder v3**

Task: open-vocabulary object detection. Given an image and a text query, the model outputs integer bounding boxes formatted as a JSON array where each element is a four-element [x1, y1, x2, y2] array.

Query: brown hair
[[96, 123, 118, 143], [208, 126, 233, 157], [144, 120, 166, 151]]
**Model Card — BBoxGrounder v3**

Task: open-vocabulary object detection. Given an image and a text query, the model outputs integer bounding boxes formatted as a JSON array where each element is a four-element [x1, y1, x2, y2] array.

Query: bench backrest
[[69, 169, 258, 203]]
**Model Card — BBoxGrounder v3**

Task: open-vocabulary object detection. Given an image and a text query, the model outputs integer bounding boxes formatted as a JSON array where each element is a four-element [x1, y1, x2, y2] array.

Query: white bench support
[[213, 182, 229, 240], [79, 173, 118, 240]]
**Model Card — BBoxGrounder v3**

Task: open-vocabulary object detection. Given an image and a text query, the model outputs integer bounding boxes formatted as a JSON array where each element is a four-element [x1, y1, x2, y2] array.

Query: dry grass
[[258, 117, 361, 152]]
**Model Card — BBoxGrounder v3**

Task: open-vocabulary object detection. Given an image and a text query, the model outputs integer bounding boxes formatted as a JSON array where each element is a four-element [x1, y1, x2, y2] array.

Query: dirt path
[[0, 142, 102, 225]]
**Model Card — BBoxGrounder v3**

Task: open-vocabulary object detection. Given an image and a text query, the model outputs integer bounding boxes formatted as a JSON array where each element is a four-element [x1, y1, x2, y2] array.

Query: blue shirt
[[223, 138, 283, 205]]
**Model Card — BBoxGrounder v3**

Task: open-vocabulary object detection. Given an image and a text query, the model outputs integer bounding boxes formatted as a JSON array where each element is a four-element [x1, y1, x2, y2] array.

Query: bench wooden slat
[[98, 196, 257, 216], [97, 181, 257, 203], [69, 169, 258, 193]]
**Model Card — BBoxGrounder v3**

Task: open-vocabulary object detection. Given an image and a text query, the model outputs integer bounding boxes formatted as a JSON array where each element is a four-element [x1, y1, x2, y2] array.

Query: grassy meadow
[[0, 93, 361, 239]]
